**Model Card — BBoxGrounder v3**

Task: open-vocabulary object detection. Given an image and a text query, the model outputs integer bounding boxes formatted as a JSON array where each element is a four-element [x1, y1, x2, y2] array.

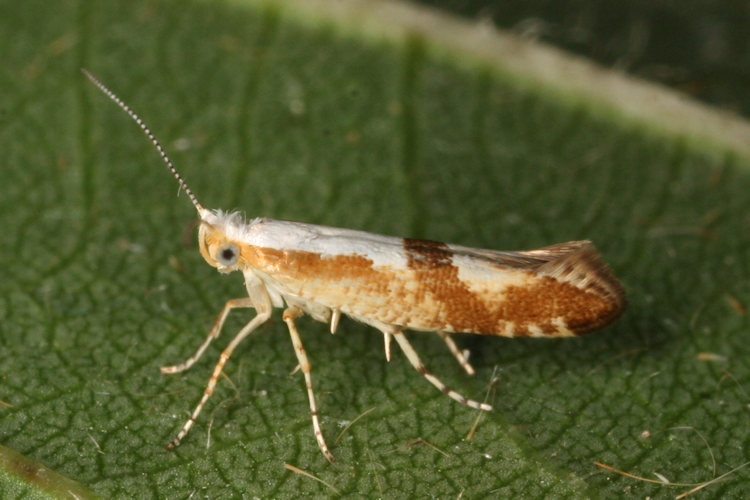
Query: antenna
[[81, 69, 206, 216]]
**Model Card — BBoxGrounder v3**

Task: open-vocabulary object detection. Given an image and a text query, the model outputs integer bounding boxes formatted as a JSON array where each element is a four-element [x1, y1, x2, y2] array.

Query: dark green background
[[422, 0, 750, 117]]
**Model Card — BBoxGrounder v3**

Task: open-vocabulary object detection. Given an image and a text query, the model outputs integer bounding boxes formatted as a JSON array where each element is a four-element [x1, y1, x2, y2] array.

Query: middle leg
[[283, 306, 334, 462]]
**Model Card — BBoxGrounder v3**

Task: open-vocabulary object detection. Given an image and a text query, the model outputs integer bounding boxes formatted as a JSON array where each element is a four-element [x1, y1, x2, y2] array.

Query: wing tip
[[537, 241, 627, 330]]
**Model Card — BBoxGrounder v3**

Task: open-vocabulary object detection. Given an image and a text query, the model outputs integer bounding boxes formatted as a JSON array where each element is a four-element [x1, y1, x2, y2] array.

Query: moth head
[[82, 71, 247, 275], [198, 220, 243, 273]]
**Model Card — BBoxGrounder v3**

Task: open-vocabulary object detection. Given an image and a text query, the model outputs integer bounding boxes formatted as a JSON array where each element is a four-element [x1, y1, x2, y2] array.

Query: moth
[[83, 69, 626, 462]]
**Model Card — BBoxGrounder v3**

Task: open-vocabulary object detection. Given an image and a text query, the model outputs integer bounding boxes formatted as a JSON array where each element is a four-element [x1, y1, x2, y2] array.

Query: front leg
[[161, 297, 254, 374], [165, 275, 272, 450], [165, 306, 272, 450]]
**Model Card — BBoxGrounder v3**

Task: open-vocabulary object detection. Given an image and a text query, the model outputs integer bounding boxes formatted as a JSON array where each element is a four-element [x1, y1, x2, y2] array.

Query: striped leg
[[392, 331, 492, 411], [283, 306, 334, 462], [161, 297, 254, 374], [437, 331, 475, 375], [165, 306, 272, 450]]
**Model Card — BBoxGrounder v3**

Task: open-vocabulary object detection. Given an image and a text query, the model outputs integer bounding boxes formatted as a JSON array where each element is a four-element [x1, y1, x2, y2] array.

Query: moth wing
[[444, 240, 593, 269]]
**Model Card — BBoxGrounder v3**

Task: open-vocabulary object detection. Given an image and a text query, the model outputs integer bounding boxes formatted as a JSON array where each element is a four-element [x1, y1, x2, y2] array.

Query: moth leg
[[392, 331, 492, 411], [161, 297, 254, 374], [283, 306, 335, 462], [437, 331, 475, 375], [382, 331, 393, 362], [165, 303, 271, 450], [330, 308, 341, 334]]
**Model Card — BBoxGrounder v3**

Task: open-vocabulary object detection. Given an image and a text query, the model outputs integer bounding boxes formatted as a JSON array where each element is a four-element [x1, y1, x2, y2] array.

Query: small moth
[[83, 70, 626, 462]]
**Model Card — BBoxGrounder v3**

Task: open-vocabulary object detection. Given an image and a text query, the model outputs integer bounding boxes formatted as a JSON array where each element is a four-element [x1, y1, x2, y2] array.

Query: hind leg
[[392, 330, 491, 411]]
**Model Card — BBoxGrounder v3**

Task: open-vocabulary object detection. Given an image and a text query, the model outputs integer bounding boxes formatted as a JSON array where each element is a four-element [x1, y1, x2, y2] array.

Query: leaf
[[1, 0, 749, 497]]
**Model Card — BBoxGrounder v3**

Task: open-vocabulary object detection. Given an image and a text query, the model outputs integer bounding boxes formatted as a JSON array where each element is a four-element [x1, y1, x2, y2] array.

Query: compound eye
[[216, 243, 239, 267]]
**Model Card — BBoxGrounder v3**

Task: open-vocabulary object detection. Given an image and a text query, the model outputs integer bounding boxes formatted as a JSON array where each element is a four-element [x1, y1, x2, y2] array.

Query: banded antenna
[[82, 69, 206, 217]]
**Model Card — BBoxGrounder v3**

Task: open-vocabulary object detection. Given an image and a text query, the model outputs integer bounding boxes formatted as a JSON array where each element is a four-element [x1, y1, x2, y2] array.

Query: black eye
[[217, 243, 239, 266]]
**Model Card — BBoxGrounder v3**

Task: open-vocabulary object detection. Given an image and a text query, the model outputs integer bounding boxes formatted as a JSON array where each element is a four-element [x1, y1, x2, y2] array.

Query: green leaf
[[2, 0, 749, 497]]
